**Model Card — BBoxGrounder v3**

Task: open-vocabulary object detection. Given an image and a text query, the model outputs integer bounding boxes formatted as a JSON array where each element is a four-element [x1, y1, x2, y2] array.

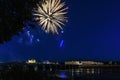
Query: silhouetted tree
[[0, 0, 42, 43]]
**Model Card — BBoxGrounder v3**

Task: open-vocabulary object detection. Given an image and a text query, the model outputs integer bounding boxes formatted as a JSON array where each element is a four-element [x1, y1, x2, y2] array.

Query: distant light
[[43, 60, 50, 64]]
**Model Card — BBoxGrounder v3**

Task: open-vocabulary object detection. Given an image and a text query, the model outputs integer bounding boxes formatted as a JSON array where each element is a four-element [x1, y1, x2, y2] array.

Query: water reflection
[[56, 72, 68, 79], [55, 68, 120, 80], [1, 64, 120, 80], [56, 69, 92, 79], [55, 67, 120, 80], [65, 68, 101, 75]]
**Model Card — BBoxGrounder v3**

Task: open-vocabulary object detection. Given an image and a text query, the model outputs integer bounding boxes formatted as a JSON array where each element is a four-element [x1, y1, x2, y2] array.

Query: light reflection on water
[[1, 65, 120, 80], [54, 68, 120, 80], [56, 72, 68, 79], [22, 64, 120, 79]]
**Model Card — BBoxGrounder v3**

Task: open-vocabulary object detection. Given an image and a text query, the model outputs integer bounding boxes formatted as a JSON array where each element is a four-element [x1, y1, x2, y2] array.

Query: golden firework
[[33, 0, 68, 34]]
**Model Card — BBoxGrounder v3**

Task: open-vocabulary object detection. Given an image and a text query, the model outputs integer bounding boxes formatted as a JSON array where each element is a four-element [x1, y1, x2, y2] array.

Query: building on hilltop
[[80, 61, 103, 65], [65, 61, 82, 65], [27, 59, 36, 64]]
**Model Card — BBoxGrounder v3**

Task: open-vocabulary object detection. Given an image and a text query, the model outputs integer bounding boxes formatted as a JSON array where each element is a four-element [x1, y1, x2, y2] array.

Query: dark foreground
[[0, 63, 120, 80], [1, 70, 120, 80]]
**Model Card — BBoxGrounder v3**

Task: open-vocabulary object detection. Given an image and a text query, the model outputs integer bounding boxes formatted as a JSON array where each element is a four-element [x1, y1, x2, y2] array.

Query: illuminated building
[[65, 61, 82, 65], [80, 61, 103, 65], [27, 59, 36, 63]]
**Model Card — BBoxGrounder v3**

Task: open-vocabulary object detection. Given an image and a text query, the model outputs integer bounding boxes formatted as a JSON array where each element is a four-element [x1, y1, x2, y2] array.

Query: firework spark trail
[[60, 40, 64, 48], [33, 0, 68, 34], [26, 31, 30, 37], [36, 39, 40, 42]]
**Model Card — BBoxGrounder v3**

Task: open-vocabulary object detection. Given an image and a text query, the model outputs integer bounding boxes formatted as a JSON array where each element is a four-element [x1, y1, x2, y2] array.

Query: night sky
[[1, 0, 120, 62]]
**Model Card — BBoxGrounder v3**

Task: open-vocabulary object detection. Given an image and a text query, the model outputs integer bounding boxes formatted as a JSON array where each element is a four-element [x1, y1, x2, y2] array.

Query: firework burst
[[33, 0, 68, 34]]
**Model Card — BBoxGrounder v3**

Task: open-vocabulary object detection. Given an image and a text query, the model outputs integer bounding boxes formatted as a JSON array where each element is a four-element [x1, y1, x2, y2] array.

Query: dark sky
[[1, 0, 120, 62]]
